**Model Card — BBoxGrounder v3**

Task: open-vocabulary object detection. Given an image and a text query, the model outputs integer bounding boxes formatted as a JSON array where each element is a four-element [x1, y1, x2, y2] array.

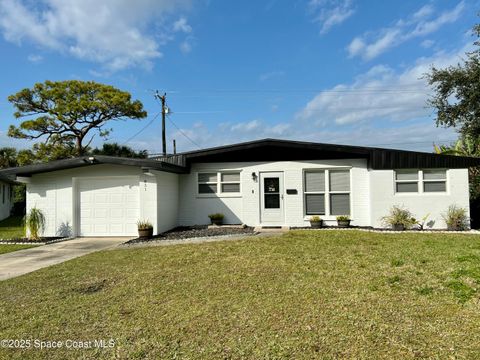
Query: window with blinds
[[329, 170, 350, 215], [304, 169, 350, 216], [304, 171, 325, 215], [394, 170, 446, 194], [198, 171, 241, 194]]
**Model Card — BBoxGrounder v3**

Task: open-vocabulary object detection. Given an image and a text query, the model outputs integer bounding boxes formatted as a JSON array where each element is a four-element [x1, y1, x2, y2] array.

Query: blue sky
[[0, 0, 478, 154]]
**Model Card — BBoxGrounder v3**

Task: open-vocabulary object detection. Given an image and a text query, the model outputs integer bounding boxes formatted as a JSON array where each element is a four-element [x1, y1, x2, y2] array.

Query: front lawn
[[0, 216, 24, 239], [0, 231, 479, 359], [0, 244, 38, 255]]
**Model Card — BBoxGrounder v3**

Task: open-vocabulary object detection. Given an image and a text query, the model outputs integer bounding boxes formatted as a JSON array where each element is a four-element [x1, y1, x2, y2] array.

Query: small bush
[[310, 215, 322, 222], [381, 206, 417, 229], [442, 205, 469, 230], [208, 213, 224, 221], [24, 207, 46, 240], [336, 215, 350, 221], [137, 220, 153, 230]]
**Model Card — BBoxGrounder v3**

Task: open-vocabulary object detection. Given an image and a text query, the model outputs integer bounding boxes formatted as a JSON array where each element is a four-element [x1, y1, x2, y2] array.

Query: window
[[394, 169, 447, 193], [198, 173, 217, 194], [221, 172, 240, 193], [198, 171, 241, 195], [304, 171, 325, 215], [329, 170, 350, 215], [395, 170, 418, 193], [423, 170, 446, 192], [304, 169, 350, 216]]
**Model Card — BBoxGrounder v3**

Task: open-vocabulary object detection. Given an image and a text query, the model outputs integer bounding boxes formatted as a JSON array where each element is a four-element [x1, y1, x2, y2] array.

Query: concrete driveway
[[0, 237, 130, 281]]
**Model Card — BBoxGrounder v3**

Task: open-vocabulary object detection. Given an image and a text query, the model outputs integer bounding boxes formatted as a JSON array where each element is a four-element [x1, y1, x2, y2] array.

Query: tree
[[7, 80, 147, 156], [0, 147, 18, 168], [426, 23, 480, 137], [434, 136, 480, 199], [16, 143, 78, 166], [91, 143, 148, 158]]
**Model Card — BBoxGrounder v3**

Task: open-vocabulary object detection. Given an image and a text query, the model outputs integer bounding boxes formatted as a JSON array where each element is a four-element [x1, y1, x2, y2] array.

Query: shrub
[[336, 215, 350, 221], [381, 205, 417, 229], [442, 205, 469, 230], [137, 220, 153, 230], [310, 215, 322, 222], [24, 207, 46, 240], [208, 213, 224, 221]]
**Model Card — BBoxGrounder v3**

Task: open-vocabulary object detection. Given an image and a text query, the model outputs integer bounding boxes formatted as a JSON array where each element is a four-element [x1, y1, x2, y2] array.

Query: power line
[[153, 91, 202, 150], [122, 112, 161, 145], [167, 116, 202, 149]]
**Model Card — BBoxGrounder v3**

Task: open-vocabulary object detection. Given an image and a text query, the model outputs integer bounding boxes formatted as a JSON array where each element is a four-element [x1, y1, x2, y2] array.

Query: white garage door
[[79, 177, 139, 236]]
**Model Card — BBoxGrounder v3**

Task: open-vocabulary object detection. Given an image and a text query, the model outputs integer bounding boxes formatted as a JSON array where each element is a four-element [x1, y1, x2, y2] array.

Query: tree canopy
[[7, 80, 147, 156], [91, 143, 148, 158], [426, 24, 480, 137]]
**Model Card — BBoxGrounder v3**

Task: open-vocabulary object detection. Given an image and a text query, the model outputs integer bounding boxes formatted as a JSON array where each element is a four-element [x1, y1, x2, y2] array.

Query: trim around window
[[303, 168, 351, 217], [394, 169, 447, 194], [197, 171, 242, 196]]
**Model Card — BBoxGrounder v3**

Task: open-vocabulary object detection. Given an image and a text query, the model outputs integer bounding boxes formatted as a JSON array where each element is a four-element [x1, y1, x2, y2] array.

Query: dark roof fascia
[[176, 138, 480, 169], [0, 155, 188, 177]]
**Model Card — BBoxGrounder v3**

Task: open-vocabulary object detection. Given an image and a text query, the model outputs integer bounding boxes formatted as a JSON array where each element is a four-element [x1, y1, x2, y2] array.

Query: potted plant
[[309, 215, 323, 228], [208, 213, 224, 226], [137, 220, 153, 238], [442, 205, 469, 231], [336, 215, 351, 228], [381, 206, 416, 231]]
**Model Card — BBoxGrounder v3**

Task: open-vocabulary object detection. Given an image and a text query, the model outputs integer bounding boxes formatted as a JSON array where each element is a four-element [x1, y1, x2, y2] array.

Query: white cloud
[[173, 17, 192, 33], [421, 39, 435, 49], [309, 0, 355, 34], [0, 0, 192, 71], [27, 54, 43, 63], [231, 120, 262, 132], [347, 1, 464, 60], [297, 44, 472, 126]]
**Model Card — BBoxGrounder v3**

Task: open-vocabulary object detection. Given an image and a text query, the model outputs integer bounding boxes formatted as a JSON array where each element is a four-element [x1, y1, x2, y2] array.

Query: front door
[[260, 172, 284, 225]]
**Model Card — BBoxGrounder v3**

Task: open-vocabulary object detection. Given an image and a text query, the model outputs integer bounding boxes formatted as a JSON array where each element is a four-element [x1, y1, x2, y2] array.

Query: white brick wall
[[178, 159, 370, 227], [369, 168, 470, 229]]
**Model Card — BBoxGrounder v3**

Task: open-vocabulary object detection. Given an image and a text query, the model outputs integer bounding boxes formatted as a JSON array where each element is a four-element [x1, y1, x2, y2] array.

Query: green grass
[[0, 216, 24, 239], [0, 244, 38, 255], [1, 230, 480, 359]]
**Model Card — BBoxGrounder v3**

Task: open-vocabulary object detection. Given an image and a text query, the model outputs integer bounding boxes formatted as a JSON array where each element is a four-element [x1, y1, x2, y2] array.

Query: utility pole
[[155, 91, 168, 156]]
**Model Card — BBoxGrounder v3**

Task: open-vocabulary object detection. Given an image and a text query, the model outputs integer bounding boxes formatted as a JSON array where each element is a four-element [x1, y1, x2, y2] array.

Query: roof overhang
[[163, 138, 480, 170], [0, 155, 188, 178]]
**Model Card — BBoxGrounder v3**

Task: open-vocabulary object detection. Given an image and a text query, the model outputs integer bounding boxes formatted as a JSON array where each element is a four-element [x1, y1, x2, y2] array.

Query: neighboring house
[[1, 139, 479, 237], [0, 176, 15, 221]]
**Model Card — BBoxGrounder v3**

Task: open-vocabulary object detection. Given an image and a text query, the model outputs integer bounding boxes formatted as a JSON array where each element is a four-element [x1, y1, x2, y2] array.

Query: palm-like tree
[[0, 147, 17, 168], [434, 136, 480, 198]]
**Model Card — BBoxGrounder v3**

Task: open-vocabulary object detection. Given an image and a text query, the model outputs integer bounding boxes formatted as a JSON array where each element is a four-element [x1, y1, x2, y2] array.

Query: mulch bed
[[126, 226, 256, 244]]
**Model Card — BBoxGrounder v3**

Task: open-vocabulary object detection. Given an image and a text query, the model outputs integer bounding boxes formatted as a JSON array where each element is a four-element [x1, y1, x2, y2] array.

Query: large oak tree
[[7, 80, 147, 156], [426, 24, 480, 137]]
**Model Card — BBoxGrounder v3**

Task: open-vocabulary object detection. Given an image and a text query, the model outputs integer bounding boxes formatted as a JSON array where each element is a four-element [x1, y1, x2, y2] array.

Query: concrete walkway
[[0, 237, 129, 281]]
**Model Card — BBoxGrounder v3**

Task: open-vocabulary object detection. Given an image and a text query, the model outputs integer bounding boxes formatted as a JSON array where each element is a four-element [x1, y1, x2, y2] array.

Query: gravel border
[[125, 226, 256, 245], [290, 226, 480, 234], [0, 237, 73, 245]]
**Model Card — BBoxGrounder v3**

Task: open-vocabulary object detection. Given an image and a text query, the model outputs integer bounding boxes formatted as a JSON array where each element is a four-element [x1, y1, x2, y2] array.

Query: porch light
[[251, 172, 258, 182]]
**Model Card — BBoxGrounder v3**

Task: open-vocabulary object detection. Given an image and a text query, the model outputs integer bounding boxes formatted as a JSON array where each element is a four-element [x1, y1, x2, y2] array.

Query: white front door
[[260, 172, 284, 225], [78, 177, 139, 236]]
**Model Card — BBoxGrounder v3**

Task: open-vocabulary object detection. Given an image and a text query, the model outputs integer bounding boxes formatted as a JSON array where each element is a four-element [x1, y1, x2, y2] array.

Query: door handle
[[281, 194, 284, 200]]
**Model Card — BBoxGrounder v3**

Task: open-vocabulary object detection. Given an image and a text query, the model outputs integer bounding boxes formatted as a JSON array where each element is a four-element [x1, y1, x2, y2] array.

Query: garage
[[78, 177, 139, 236]]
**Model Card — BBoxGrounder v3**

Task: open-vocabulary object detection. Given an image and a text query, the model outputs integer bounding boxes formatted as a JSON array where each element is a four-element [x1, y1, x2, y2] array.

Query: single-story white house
[[1, 139, 479, 237]]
